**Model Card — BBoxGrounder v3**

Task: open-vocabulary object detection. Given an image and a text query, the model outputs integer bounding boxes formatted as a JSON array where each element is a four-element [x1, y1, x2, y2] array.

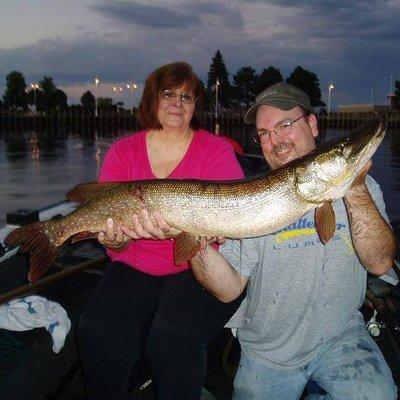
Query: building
[[338, 104, 392, 113]]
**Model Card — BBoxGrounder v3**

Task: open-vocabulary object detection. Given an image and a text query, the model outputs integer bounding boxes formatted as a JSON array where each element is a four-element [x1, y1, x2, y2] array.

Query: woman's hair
[[138, 62, 204, 130]]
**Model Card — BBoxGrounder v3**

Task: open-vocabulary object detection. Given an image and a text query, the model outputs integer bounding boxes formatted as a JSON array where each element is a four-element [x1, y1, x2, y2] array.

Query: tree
[[54, 89, 68, 110], [3, 71, 28, 111], [81, 91, 95, 110], [37, 76, 56, 111], [286, 66, 325, 107], [258, 66, 283, 93], [198, 79, 211, 113], [27, 88, 38, 110], [97, 97, 114, 110], [36, 77, 68, 111], [206, 50, 232, 110], [68, 104, 83, 111], [231, 66, 258, 107], [395, 80, 400, 97], [393, 80, 400, 110]]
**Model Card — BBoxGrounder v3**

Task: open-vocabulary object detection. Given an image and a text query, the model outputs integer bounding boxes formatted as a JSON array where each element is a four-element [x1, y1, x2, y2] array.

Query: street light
[[126, 83, 138, 114], [113, 86, 124, 112], [112, 86, 123, 92], [94, 77, 100, 117], [327, 82, 335, 114], [215, 78, 220, 135], [30, 83, 39, 113]]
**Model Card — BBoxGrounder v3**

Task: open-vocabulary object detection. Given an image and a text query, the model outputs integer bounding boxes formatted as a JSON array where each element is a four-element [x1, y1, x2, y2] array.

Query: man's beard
[[273, 141, 294, 156]]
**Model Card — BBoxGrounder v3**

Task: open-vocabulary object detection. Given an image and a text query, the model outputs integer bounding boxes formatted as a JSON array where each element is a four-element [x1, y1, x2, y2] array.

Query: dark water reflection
[[0, 130, 131, 225], [0, 129, 399, 226]]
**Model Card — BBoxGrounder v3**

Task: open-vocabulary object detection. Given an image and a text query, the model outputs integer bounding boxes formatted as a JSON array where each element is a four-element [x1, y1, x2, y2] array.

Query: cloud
[[89, 0, 243, 30], [89, 1, 200, 29], [0, 0, 398, 106], [0, 32, 213, 104]]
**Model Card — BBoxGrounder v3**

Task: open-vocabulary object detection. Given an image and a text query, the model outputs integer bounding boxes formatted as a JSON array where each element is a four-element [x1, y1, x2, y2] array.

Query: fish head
[[295, 120, 385, 203]]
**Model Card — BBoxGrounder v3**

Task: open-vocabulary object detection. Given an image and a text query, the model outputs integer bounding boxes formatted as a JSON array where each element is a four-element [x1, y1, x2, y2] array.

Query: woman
[[77, 62, 244, 400]]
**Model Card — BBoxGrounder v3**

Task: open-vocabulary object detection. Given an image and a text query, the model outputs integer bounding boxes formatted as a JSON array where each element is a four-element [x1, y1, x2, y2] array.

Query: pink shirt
[[99, 130, 244, 276]]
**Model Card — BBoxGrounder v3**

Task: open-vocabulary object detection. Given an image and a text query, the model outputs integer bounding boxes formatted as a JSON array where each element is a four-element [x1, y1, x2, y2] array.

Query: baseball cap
[[244, 82, 314, 124]]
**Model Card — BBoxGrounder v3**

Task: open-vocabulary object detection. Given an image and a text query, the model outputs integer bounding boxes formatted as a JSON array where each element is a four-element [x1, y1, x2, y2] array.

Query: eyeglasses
[[159, 90, 196, 104], [254, 114, 308, 144]]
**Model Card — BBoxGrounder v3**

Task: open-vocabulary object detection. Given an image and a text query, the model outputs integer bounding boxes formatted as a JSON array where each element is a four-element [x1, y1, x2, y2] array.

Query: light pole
[[389, 75, 394, 109], [327, 82, 335, 114], [30, 83, 39, 113], [215, 78, 220, 134], [94, 77, 100, 117], [390, 75, 394, 96], [113, 86, 124, 112], [126, 83, 137, 114]]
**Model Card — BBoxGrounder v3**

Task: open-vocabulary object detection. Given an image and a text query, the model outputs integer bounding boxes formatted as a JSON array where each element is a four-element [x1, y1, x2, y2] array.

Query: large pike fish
[[5, 121, 385, 282]]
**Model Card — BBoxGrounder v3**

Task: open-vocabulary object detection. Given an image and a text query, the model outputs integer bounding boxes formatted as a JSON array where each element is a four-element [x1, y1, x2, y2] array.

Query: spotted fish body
[[5, 121, 385, 282]]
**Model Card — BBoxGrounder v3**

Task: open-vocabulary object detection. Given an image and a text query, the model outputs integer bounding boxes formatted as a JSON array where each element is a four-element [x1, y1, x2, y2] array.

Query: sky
[[0, 0, 398, 109]]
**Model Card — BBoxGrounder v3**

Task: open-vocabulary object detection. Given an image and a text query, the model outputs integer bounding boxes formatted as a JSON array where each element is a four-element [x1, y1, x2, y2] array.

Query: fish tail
[[5, 221, 58, 282]]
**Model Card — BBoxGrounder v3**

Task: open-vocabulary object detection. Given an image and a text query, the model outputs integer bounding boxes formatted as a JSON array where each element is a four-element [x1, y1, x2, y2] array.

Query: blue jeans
[[233, 321, 397, 400]]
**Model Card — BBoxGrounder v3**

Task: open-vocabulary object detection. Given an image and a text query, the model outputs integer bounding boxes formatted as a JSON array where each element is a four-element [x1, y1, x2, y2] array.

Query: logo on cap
[[263, 89, 277, 97]]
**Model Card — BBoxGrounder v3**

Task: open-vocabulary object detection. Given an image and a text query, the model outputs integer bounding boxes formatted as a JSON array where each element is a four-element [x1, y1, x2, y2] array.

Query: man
[[190, 82, 398, 399]]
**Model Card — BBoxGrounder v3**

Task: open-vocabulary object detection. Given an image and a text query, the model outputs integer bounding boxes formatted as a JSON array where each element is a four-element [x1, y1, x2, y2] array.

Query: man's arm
[[190, 244, 249, 303], [344, 162, 397, 275]]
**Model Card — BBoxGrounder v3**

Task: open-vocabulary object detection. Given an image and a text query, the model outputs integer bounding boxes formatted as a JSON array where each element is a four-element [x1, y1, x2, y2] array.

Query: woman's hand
[[120, 210, 173, 240], [98, 218, 131, 251]]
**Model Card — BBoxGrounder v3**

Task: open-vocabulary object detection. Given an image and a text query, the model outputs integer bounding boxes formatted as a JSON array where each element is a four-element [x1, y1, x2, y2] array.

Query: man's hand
[[350, 160, 372, 188], [345, 160, 372, 200]]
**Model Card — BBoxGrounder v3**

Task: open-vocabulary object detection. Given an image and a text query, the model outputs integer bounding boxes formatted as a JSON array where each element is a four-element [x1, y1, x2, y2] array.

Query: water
[[0, 130, 131, 225], [322, 128, 400, 224], [365, 133, 400, 224], [0, 129, 399, 226]]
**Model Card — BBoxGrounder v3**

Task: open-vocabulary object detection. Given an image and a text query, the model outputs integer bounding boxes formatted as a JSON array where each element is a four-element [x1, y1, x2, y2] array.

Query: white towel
[[0, 295, 71, 353]]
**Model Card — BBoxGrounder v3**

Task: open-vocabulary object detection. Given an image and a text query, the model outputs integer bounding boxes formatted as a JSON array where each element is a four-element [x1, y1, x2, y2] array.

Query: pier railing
[[1, 109, 399, 148]]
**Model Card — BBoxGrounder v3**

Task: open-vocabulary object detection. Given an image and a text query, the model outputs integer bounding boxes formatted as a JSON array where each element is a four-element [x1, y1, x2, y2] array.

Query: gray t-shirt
[[220, 176, 389, 369]]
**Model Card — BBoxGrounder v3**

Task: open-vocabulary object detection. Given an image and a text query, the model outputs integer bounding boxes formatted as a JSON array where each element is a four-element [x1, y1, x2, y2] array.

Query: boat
[[0, 201, 108, 400], [0, 154, 399, 399]]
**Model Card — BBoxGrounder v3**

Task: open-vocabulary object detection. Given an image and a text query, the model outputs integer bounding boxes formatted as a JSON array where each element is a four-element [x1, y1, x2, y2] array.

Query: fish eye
[[334, 147, 342, 155], [343, 146, 352, 158]]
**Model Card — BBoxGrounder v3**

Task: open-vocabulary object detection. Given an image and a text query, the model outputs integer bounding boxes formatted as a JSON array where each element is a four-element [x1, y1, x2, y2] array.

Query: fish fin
[[66, 181, 114, 204], [71, 231, 99, 243], [5, 222, 59, 282], [174, 232, 200, 265], [314, 202, 336, 244]]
